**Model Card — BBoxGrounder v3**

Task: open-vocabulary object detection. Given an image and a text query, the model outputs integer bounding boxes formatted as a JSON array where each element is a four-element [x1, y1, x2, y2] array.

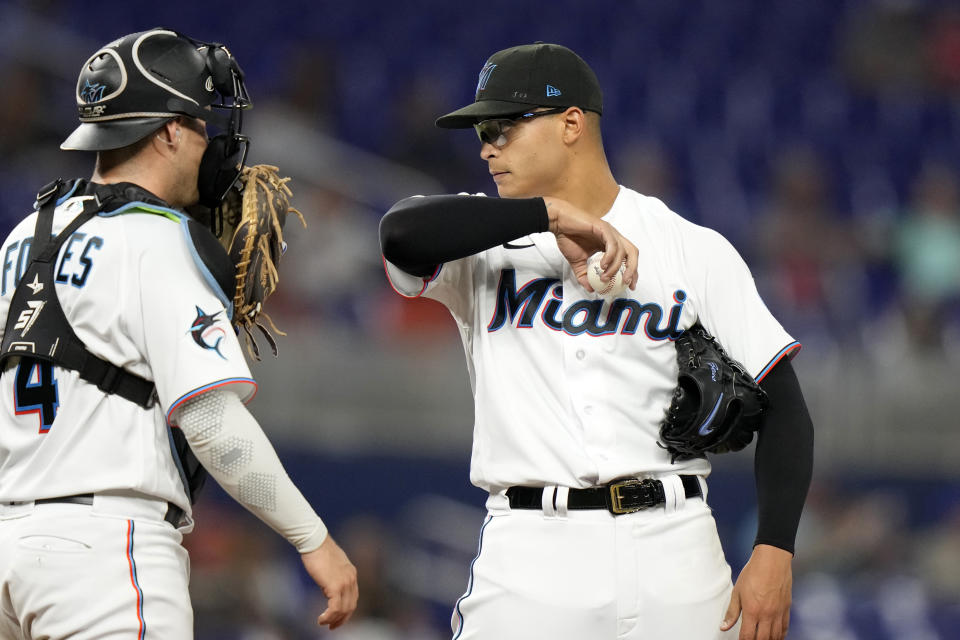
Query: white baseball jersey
[[385, 186, 800, 492], [0, 192, 255, 514]]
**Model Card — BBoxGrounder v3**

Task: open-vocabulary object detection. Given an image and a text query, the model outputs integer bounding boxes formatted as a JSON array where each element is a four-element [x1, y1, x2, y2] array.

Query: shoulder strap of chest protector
[[0, 179, 156, 408]]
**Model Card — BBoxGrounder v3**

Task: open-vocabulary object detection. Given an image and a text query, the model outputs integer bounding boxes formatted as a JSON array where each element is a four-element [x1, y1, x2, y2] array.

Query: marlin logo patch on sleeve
[[189, 306, 227, 359]]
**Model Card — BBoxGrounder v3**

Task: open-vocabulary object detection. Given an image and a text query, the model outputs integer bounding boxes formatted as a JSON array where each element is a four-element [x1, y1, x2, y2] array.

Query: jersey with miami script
[[385, 186, 800, 492]]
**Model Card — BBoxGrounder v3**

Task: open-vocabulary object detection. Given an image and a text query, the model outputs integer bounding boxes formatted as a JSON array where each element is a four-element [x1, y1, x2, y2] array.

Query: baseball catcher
[[659, 323, 769, 462], [0, 28, 356, 638]]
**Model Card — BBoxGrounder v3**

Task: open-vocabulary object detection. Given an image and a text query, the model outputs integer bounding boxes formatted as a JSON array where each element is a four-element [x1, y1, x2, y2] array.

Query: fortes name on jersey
[[2, 233, 105, 296], [487, 269, 686, 339]]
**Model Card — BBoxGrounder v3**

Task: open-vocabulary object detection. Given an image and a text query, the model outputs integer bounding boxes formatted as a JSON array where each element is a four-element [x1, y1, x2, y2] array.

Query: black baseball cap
[[435, 42, 603, 129]]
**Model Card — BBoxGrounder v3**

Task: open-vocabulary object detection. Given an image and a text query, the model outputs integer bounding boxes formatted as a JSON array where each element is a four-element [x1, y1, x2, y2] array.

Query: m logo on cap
[[476, 62, 497, 96], [80, 80, 107, 104]]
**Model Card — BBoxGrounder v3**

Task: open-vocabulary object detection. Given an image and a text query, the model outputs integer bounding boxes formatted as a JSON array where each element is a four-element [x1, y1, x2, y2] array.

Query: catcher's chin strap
[[0, 179, 156, 408]]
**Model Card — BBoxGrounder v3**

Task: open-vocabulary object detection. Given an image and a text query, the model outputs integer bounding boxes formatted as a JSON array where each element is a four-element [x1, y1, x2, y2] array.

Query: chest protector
[[0, 181, 155, 405], [0, 179, 234, 504]]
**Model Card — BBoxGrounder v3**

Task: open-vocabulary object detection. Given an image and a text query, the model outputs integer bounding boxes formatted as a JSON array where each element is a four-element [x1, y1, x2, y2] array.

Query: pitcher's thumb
[[720, 590, 741, 631]]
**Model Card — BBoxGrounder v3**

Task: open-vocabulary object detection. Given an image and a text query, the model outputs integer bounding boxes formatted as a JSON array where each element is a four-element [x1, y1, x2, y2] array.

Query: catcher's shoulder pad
[[183, 217, 236, 318], [78, 181, 237, 317]]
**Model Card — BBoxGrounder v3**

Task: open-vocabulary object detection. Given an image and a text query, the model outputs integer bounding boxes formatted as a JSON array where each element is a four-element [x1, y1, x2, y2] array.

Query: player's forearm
[[379, 194, 549, 276], [753, 359, 814, 554], [174, 389, 328, 553]]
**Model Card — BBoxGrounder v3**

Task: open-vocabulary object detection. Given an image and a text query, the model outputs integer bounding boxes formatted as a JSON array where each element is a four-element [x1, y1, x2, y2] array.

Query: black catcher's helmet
[[62, 28, 252, 206]]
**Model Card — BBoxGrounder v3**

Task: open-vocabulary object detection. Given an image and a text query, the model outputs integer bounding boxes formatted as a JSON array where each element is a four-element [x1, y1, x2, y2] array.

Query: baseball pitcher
[[380, 43, 814, 640]]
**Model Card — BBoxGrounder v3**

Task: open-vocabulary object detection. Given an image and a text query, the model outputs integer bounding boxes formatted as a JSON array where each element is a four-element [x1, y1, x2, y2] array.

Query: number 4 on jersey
[[14, 358, 59, 433]]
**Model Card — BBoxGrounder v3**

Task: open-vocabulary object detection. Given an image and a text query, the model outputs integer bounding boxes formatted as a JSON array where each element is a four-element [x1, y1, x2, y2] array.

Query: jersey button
[[576, 349, 586, 360], [584, 405, 594, 415]]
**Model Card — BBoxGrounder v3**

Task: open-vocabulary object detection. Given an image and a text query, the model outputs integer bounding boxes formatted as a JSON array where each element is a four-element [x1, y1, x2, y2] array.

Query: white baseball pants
[[452, 480, 741, 639], [0, 494, 192, 639]]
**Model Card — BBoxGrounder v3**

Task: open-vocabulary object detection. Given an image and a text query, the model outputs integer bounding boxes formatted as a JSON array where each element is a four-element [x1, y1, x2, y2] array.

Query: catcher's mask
[[61, 27, 252, 207]]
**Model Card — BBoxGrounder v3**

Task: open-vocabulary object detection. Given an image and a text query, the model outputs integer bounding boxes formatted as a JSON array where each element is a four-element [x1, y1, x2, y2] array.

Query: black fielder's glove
[[658, 323, 769, 462]]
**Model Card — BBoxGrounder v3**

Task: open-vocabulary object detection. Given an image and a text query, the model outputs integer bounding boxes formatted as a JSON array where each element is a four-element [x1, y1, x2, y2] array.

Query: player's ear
[[154, 119, 182, 151], [560, 107, 586, 146]]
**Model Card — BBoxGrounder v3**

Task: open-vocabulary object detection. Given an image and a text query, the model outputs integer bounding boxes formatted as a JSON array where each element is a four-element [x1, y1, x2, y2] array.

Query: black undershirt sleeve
[[379, 195, 550, 277], [753, 357, 814, 554]]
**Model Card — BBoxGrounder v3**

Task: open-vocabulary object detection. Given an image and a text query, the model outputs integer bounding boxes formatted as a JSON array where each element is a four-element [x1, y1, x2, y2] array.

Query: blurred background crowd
[[2, 0, 960, 637]]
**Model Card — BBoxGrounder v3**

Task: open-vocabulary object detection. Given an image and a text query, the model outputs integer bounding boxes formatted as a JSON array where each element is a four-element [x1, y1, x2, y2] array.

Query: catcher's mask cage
[[61, 27, 252, 206]]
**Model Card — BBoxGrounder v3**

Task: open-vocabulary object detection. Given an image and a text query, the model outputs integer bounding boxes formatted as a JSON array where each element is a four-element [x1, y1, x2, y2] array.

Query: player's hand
[[542, 196, 638, 292], [721, 544, 793, 640], [300, 534, 359, 630]]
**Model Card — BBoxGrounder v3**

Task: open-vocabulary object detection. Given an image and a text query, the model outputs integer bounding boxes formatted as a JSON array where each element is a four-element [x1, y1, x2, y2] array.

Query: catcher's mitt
[[658, 323, 769, 462], [218, 164, 305, 359]]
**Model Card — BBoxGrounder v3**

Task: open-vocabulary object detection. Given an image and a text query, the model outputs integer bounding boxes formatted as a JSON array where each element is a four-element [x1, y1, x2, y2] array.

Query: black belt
[[506, 475, 702, 515], [35, 494, 184, 527]]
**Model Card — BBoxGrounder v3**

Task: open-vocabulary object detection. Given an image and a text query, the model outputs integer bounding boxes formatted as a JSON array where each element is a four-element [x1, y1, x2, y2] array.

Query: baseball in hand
[[586, 252, 627, 297]]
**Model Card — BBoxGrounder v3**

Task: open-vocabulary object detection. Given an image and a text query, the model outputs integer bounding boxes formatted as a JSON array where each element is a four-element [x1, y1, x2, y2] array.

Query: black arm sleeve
[[379, 195, 550, 277], [753, 357, 814, 554]]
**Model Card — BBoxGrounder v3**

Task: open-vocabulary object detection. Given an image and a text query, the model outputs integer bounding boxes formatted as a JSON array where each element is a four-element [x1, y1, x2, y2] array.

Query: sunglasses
[[474, 107, 568, 147]]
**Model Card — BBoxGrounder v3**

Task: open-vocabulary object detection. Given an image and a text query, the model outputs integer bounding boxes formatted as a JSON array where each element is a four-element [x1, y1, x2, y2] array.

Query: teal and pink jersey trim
[[165, 378, 257, 425], [382, 256, 442, 299], [756, 341, 802, 383]]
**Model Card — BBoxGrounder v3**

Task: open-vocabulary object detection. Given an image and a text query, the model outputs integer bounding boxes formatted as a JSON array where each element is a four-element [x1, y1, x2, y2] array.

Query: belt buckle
[[608, 478, 659, 515]]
